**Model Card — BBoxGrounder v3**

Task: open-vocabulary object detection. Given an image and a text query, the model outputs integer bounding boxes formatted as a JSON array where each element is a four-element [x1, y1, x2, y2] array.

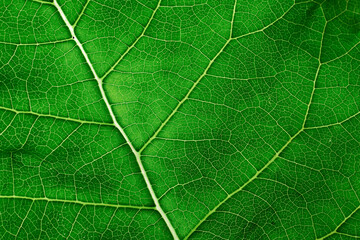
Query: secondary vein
[[0, 195, 155, 210], [0, 106, 114, 127], [100, 0, 162, 81], [139, 0, 297, 154], [184, 129, 303, 239]]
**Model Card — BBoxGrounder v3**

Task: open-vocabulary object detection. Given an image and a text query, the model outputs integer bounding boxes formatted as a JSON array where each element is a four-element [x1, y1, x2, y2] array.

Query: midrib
[[53, 1, 179, 239]]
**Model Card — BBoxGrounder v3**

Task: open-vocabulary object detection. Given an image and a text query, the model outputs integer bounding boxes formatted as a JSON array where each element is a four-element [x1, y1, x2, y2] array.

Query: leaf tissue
[[0, 0, 360, 239]]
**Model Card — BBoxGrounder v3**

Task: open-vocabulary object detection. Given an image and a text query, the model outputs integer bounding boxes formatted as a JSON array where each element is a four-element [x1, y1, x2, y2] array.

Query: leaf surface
[[0, 0, 360, 239]]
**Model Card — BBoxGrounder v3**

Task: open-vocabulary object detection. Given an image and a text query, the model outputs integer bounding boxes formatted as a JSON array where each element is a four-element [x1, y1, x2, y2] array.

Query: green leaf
[[0, 0, 359, 239]]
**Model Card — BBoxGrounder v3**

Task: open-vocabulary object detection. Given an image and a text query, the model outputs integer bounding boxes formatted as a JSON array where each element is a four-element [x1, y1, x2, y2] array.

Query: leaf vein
[[53, 1, 179, 239], [0, 195, 155, 210], [100, 0, 162, 80], [0, 106, 114, 127]]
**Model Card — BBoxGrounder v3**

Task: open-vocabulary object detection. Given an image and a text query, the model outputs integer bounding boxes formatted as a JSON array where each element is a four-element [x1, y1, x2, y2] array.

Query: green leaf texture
[[0, 0, 360, 239]]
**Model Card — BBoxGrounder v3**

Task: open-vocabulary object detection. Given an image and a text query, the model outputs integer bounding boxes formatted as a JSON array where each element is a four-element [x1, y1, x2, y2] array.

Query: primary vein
[[53, 1, 179, 239]]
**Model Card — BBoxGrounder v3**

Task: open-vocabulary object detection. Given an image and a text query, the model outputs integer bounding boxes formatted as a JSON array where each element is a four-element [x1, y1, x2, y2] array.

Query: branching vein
[[53, 1, 179, 239]]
